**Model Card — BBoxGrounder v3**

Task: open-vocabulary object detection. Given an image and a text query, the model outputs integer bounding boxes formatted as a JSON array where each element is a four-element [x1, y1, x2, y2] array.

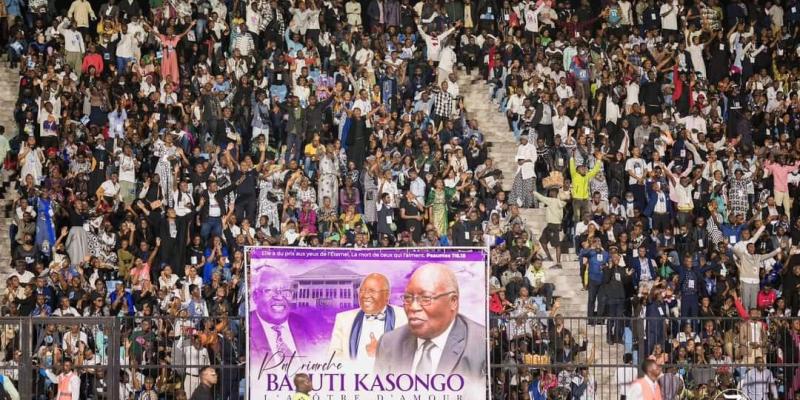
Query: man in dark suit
[[217, 328, 242, 400], [643, 181, 673, 233], [195, 177, 236, 241], [374, 264, 487, 380], [249, 265, 322, 359], [630, 245, 657, 292], [276, 95, 307, 162]]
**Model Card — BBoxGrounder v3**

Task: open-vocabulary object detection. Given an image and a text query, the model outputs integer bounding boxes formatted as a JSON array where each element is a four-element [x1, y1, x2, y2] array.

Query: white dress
[[20, 148, 43, 184], [317, 155, 339, 209], [153, 140, 178, 201]]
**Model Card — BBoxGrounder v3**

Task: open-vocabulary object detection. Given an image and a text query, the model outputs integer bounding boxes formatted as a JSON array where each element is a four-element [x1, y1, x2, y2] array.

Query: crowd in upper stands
[[5, 0, 800, 398]]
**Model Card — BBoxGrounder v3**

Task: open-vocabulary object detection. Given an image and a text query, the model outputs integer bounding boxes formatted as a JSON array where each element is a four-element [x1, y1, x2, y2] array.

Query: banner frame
[[244, 245, 491, 400]]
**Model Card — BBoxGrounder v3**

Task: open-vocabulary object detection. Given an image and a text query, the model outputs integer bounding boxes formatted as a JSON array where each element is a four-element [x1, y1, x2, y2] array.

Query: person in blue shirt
[[673, 254, 719, 332], [203, 236, 230, 284], [109, 282, 135, 316], [720, 213, 758, 246], [579, 237, 609, 325], [31, 293, 52, 316]]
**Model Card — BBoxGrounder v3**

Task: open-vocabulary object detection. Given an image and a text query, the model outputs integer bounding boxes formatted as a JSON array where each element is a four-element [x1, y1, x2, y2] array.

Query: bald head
[[363, 273, 390, 290], [253, 265, 294, 324], [359, 273, 391, 314], [403, 264, 460, 339], [411, 264, 459, 295]]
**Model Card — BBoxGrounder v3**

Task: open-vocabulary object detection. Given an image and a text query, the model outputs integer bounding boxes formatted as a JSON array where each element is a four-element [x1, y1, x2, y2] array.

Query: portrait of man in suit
[[328, 273, 408, 367], [249, 265, 322, 357], [373, 264, 487, 380]]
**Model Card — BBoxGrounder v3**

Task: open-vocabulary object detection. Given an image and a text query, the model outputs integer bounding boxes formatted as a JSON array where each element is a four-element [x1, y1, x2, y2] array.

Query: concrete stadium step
[[0, 64, 18, 285], [462, 73, 620, 390], [458, 72, 516, 192]]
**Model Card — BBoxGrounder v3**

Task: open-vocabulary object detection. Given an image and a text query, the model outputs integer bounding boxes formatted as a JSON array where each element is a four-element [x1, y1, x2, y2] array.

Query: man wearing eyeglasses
[[328, 273, 408, 367], [249, 266, 322, 358], [373, 264, 486, 380]]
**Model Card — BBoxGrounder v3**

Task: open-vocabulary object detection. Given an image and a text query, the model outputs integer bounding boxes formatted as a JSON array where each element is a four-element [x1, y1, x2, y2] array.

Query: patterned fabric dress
[[509, 173, 535, 208], [296, 187, 317, 209], [317, 154, 340, 209], [728, 176, 751, 217], [153, 141, 178, 203], [706, 212, 724, 249], [257, 176, 281, 229]]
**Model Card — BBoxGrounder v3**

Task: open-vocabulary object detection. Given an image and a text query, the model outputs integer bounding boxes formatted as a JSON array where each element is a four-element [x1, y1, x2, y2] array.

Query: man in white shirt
[[171, 179, 195, 217], [740, 357, 778, 400], [408, 169, 426, 199], [662, 162, 695, 228], [328, 274, 408, 368], [415, 19, 461, 62], [116, 144, 138, 205], [615, 353, 638, 398], [660, 0, 679, 34], [10, 261, 35, 284], [115, 23, 140, 73], [182, 335, 211, 398], [555, 77, 574, 100], [52, 296, 81, 317], [625, 147, 647, 207], [97, 173, 121, 204], [767, 2, 784, 31], [58, 18, 85, 77], [509, 135, 537, 208], [352, 90, 372, 114]]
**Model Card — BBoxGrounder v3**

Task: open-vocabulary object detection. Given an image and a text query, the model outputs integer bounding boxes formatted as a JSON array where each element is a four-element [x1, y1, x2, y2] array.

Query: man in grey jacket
[[733, 222, 781, 310], [374, 263, 486, 381], [533, 188, 568, 267]]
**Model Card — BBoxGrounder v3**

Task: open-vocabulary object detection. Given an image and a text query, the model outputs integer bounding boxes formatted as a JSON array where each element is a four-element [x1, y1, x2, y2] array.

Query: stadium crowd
[[4, 0, 800, 398]]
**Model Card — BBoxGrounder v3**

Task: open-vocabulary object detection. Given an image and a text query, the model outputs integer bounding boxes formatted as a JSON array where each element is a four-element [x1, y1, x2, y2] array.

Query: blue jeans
[[116, 56, 133, 73], [201, 217, 223, 240], [284, 133, 302, 163], [270, 84, 288, 102], [303, 157, 317, 179]]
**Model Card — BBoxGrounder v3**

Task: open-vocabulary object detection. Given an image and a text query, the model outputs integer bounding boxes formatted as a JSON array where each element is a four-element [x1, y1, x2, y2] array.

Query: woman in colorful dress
[[727, 168, 752, 218], [317, 145, 339, 209], [256, 164, 282, 230], [426, 178, 454, 237], [152, 20, 196, 86]]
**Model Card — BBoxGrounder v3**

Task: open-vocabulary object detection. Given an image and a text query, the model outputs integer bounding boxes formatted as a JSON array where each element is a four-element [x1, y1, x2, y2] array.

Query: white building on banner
[[291, 266, 363, 309]]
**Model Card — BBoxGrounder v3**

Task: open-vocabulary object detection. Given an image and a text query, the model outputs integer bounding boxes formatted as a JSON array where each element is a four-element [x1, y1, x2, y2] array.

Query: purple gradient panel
[[247, 247, 489, 399]]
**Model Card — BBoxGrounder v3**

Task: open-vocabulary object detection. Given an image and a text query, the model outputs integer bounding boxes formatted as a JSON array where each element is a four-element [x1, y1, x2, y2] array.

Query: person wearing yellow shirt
[[569, 150, 604, 223], [67, 0, 96, 29], [303, 134, 322, 178], [291, 373, 313, 400]]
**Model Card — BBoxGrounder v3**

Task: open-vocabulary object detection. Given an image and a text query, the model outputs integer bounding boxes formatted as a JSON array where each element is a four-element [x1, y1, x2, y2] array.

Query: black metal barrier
[[2, 315, 800, 398], [489, 315, 800, 399], [0, 316, 244, 400]]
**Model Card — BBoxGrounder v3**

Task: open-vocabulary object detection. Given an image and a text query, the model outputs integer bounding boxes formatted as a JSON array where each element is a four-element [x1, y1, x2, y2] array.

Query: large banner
[[247, 247, 489, 400]]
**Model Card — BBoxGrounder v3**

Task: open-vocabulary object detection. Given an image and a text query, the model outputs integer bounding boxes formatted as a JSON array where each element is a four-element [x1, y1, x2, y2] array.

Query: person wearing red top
[[489, 287, 511, 316], [757, 285, 778, 311], [81, 44, 104, 76]]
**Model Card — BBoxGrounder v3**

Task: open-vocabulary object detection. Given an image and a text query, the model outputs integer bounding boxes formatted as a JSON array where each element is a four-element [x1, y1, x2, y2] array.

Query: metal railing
[[489, 314, 800, 399], [1, 315, 799, 399], [0, 316, 245, 400]]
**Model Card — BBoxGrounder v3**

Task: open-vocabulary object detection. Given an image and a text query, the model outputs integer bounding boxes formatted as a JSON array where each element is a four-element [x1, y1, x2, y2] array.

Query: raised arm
[[180, 20, 197, 39]]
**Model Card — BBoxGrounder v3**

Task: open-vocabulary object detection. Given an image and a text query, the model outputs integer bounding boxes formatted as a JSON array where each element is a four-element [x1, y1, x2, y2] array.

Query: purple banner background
[[246, 247, 489, 400], [248, 247, 488, 261]]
